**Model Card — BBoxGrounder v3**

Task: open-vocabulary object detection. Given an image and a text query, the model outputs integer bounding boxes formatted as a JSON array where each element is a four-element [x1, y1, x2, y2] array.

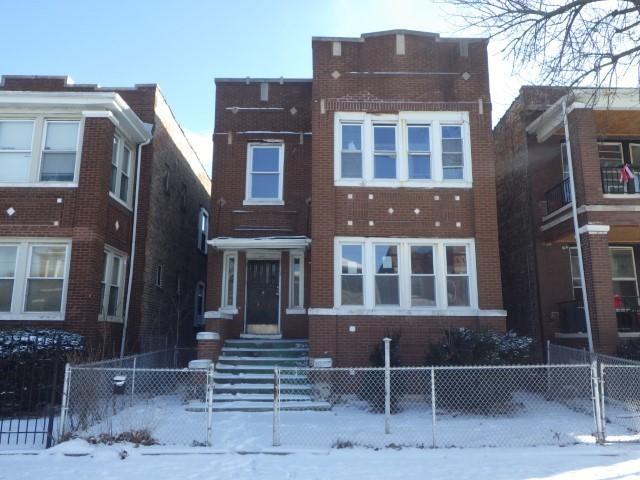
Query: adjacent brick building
[[201, 30, 506, 366], [0, 75, 210, 357], [495, 86, 640, 354]]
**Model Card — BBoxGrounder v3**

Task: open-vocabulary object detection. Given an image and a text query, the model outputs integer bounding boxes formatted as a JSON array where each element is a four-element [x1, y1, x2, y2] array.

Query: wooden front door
[[246, 260, 280, 334]]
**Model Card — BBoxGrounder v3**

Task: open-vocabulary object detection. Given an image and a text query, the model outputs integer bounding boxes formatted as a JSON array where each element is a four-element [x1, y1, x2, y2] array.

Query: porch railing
[[617, 296, 640, 333], [544, 177, 571, 215], [601, 166, 640, 195]]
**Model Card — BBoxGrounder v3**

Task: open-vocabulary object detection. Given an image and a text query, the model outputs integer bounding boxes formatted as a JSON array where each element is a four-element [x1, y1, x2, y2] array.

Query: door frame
[[244, 250, 282, 334]]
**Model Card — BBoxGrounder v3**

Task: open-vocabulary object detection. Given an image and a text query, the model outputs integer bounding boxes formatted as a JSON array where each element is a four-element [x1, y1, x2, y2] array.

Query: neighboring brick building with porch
[[200, 30, 506, 367], [0, 75, 210, 356], [495, 86, 640, 354]]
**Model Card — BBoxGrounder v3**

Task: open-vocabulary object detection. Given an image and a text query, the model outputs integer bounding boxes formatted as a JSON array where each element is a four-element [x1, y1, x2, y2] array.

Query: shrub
[[0, 328, 85, 360], [425, 328, 536, 414], [358, 333, 404, 413]]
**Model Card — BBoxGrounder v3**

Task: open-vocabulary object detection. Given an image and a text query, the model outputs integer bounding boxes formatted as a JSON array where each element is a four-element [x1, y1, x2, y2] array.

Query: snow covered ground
[[2, 440, 640, 480]]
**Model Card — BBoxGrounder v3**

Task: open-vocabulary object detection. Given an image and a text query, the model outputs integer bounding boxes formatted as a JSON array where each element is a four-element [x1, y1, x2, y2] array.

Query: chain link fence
[[548, 342, 640, 367], [273, 364, 601, 449]]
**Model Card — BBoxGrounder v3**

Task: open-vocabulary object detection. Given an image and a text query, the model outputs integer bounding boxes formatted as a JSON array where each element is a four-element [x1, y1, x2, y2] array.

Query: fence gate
[[600, 364, 640, 442]]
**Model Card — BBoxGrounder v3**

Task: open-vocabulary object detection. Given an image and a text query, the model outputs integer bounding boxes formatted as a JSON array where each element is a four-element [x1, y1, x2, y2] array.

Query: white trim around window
[[333, 237, 478, 314], [244, 142, 285, 205], [0, 238, 71, 321], [99, 247, 128, 323], [288, 250, 305, 312], [0, 116, 83, 186], [198, 207, 209, 254], [109, 134, 136, 208], [334, 111, 472, 188], [221, 251, 238, 311]]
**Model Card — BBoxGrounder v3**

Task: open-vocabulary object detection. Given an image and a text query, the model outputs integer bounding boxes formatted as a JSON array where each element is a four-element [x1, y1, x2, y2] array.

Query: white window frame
[[610, 246, 640, 302], [198, 207, 209, 254], [221, 251, 238, 311], [333, 237, 478, 313], [288, 251, 305, 312], [0, 116, 82, 187], [334, 111, 472, 188], [99, 247, 127, 323], [244, 143, 285, 205], [109, 135, 135, 208], [194, 281, 206, 326], [0, 238, 71, 321]]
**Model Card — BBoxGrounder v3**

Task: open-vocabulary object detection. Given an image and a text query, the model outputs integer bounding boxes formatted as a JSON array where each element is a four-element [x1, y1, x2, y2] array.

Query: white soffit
[[208, 236, 311, 250]]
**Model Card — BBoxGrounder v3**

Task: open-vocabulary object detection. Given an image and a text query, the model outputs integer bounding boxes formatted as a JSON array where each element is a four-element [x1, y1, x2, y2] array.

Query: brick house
[[495, 86, 640, 354], [200, 30, 506, 367], [0, 75, 210, 357]]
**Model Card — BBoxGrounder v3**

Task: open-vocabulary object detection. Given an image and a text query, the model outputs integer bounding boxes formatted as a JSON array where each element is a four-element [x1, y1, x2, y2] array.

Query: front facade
[[0, 76, 210, 356], [495, 86, 640, 354], [202, 30, 506, 366]]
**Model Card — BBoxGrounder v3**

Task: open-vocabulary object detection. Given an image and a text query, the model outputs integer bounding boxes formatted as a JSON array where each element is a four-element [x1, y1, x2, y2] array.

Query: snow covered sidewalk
[[2, 440, 640, 480]]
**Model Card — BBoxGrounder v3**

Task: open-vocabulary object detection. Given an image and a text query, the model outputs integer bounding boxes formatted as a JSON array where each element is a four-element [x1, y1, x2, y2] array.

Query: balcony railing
[[545, 177, 572, 215], [617, 296, 640, 333], [558, 300, 586, 333], [601, 166, 640, 195]]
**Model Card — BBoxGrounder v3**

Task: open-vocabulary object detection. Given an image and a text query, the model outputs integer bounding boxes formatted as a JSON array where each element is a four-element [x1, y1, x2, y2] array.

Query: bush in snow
[[425, 329, 537, 414], [0, 328, 85, 360], [358, 333, 404, 413]]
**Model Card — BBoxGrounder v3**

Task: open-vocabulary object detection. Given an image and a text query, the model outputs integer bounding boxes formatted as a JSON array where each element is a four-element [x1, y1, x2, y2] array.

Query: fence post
[[131, 356, 137, 402], [206, 363, 215, 447], [383, 337, 391, 434], [273, 367, 281, 446], [590, 360, 605, 444], [430, 367, 437, 448], [58, 363, 72, 441], [598, 362, 607, 442]]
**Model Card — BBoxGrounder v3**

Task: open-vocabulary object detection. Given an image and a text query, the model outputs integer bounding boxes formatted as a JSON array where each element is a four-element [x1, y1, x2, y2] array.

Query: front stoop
[[197, 338, 330, 413]]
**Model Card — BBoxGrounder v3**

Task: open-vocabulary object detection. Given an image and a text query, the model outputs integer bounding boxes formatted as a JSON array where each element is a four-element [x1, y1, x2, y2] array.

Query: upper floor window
[[110, 136, 134, 205], [0, 239, 71, 320], [194, 281, 206, 326], [335, 112, 472, 187], [198, 207, 209, 254], [244, 143, 284, 205], [335, 238, 477, 311], [0, 118, 80, 185], [100, 248, 127, 322]]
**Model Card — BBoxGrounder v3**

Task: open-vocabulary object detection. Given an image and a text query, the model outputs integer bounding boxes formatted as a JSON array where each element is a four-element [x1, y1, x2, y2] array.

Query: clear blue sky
[[1, 0, 528, 167]]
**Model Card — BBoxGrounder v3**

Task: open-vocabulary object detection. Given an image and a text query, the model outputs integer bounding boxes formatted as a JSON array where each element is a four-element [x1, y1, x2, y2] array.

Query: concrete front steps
[[210, 338, 330, 412]]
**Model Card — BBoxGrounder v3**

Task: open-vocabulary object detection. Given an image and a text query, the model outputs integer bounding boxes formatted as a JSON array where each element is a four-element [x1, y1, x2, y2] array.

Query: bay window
[[335, 112, 471, 186], [0, 117, 80, 184], [335, 238, 477, 311], [0, 240, 71, 320]]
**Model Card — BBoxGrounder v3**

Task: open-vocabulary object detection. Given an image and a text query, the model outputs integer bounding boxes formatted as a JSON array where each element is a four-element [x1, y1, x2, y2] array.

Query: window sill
[[243, 199, 285, 206], [309, 307, 505, 317], [0, 181, 78, 188], [554, 332, 588, 339], [603, 194, 640, 199], [109, 192, 133, 211], [98, 316, 124, 324], [286, 308, 307, 315], [334, 179, 472, 189], [219, 307, 239, 315], [0, 313, 64, 321]]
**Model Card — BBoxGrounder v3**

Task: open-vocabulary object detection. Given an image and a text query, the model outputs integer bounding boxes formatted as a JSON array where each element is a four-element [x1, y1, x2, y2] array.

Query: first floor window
[[222, 252, 237, 308], [374, 244, 399, 305], [0, 246, 18, 311], [289, 252, 304, 308], [610, 247, 639, 301], [340, 244, 364, 305], [335, 238, 476, 310], [25, 245, 67, 312], [100, 249, 126, 321], [194, 281, 205, 326], [445, 245, 470, 306], [246, 143, 283, 203]]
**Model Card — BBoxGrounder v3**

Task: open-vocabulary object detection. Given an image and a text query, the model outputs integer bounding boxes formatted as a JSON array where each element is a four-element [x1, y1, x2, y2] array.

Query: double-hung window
[[0, 240, 71, 319], [100, 249, 127, 322], [221, 251, 238, 310], [335, 238, 476, 311], [110, 136, 134, 205], [289, 252, 304, 310], [335, 112, 470, 186], [373, 125, 397, 179], [610, 247, 639, 301], [245, 143, 284, 204], [0, 118, 80, 184], [194, 281, 206, 326], [198, 208, 209, 254]]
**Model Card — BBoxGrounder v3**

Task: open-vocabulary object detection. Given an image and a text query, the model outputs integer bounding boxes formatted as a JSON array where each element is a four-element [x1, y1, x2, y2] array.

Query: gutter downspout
[[120, 131, 153, 358], [562, 98, 595, 353]]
